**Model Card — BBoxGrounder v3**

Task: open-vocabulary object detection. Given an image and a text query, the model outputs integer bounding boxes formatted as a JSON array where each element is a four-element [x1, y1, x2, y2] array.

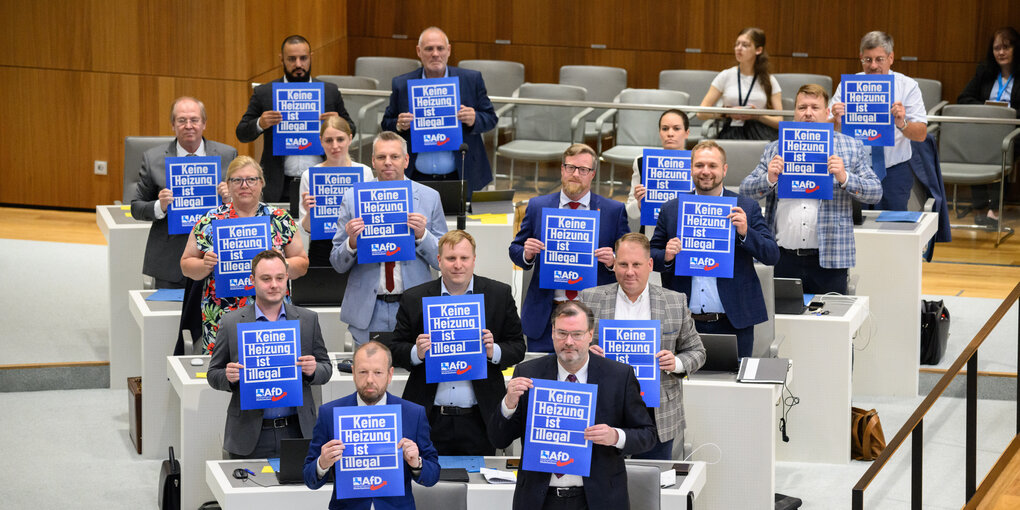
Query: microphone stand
[[457, 142, 468, 230]]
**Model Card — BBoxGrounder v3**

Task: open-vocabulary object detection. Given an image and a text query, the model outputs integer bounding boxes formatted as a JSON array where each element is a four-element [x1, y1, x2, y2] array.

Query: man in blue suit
[[382, 26, 498, 192], [304, 341, 440, 510], [651, 141, 779, 358], [510, 143, 630, 352]]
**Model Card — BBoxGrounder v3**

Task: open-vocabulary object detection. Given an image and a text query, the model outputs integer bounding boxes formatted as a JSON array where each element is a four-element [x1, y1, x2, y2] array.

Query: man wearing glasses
[[131, 96, 237, 289], [488, 300, 656, 510], [580, 233, 705, 460], [831, 31, 928, 211], [509, 143, 630, 352]]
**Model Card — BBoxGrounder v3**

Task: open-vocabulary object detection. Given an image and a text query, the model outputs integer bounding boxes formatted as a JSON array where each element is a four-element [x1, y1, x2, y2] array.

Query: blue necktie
[[870, 146, 886, 181]]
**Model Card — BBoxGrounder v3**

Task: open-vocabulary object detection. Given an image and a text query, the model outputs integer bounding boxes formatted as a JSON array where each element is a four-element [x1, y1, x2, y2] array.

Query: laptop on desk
[[290, 267, 349, 307], [469, 189, 516, 215], [774, 278, 808, 315], [275, 438, 312, 484], [698, 334, 740, 373]]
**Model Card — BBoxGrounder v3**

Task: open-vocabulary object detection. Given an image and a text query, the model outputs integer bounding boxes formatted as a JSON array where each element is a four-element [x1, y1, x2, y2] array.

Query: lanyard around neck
[[996, 73, 1013, 102], [737, 68, 757, 107]]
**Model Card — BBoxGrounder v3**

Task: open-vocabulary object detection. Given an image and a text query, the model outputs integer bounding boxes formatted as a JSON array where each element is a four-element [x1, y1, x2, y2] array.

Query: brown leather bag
[[851, 407, 886, 461]]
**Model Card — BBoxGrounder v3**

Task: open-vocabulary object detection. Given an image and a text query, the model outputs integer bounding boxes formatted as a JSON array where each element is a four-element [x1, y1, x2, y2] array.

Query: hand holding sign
[[201, 250, 218, 278], [225, 362, 243, 383], [415, 334, 431, 361], [345, 217, 365, 249], [504, 376, 534, 410], [482, 329, 494, 359], [664, 237, 682, 263], [396, 112, 413, 132], [397, 438, 421, 468], [407, 212, 427, 240], [318, 439, 345, 470], [297, 355, 318, 377], [523, 238, 545, 263], [727, 206, 748, 237], [656, 350, 676, 372], [593, 247, 615, 268], [589, 344, 605, 357], [457, 105, 476, 127], [584, 424, 619, 446], [259, 110, 283, 130], [767, 155, 784, 184], [828, 154, 848, 185], [633, 184, 646, 204], [158, 188, 173, 212]]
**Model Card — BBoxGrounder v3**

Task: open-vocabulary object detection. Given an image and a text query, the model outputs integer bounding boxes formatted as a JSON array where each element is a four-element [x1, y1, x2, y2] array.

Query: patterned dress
[[190, 202, 298, 353]]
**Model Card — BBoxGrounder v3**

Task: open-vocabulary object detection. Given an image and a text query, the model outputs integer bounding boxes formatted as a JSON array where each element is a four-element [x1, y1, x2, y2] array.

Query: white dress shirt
[[833, 70, 927, 167], [315, 393, 389, 479], [614, 284, 686, 374], [153, 139, 208, 219]]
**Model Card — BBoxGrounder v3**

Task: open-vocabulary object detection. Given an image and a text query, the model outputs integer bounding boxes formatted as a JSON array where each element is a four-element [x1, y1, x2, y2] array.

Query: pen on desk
[[244, 468, 256, 477]]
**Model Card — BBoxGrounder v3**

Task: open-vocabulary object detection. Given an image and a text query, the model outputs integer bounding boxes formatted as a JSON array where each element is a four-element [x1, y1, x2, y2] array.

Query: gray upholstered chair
[[625, 463, 661, 510], [774, 73, 833, 110], [494, 83, 592, 191], [938, 104, 1020, 245], [458, 59, 526, 169], [122, 136, 176, 204], [411, 481, 467, 510], [915, 78, 948, 116], [354, 56, 421, 91], [715, 139, 770, 195], [559, 65, 628, 143], [659, 69, 718, 143], [316, 75, 384, 163]]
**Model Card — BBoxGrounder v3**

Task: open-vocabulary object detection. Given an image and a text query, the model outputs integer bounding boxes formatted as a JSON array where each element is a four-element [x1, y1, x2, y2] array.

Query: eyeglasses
[[551, 329, 590, 341], [174, 117, 203, 127], [228, 177, 261, 187], [562, 164, 595, 176], [860, 56, 889, 65]]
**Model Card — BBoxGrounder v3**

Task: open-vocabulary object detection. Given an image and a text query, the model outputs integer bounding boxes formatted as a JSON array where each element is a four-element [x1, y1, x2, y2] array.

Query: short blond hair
[[562, 143, 597, 164], [438, 230, 476, 256], [225, 155, 264, 183], [691, 140, 727, 165]]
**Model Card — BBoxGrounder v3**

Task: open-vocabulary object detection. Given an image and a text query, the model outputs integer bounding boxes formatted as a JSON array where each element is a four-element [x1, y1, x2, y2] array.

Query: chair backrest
[[122, 136, 176, 203], [659, 70, 717, 127], [774, 73, 833, 107], [316, 75, 382, 130], [514, 83, 588, 142], [939, 104, 1016, 166], [614, 89, 690, 146], [625, 463, 661, 510], [715, 139, 770, 189], [316, 74, 378, 91], [457, 59, 525, 98], [559, 65, 627, 119], [354, 56, 421, 90], [752, 262, 775, 357], [411, 481, 467, 510], [914, 78, 943, 112]]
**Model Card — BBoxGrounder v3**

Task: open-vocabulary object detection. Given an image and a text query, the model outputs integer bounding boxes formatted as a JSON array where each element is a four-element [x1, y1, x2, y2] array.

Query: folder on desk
[[737, 357, 790, 384]]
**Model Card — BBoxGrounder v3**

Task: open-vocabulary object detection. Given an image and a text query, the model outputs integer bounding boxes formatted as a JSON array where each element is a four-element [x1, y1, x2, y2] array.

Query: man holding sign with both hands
[[388, 230, 526, 456], [740, 84, 882, 295]]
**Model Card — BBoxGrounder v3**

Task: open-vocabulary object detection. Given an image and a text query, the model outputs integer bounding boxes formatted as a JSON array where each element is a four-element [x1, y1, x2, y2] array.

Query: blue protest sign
[[423, 294, 487, 384], [354, 181, 415, 264], [408, 77, 463, 153], [641, 149, 692, 226], [777, 121, 834, 200], [237, 320, 303, 410], [272, 82, 325, 156], [212, 216, 271, 297], [674, 194, 736, 278], [165, 156, 221, 235], [840, 74, 895, 147], [333, 405, 404, 499], [309, 167, 362, 240], [523, 378, 597, 477], [599, 319, 660, 407], [539, 208, 599, 291]]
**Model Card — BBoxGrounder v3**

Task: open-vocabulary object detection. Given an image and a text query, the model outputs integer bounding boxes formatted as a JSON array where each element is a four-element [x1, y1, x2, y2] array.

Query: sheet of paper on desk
[[480, 467, 517, 484], [439, 455, 484, 472], [660, 468, 677, 488], [267, 458, 280, 472], [875, 211, 922, 222], [145, 288, 185, 302], [468, 213, 509, 224]]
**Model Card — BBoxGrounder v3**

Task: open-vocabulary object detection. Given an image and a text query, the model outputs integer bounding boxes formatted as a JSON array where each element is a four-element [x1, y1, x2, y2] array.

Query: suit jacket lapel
[[649, 286, 667, 324], [601, 284, 619, 320]]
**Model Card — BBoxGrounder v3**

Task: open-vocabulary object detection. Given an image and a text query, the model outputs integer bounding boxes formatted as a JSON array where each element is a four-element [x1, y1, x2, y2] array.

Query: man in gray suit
[[130, 96, 237, 288], [330, 131, 447, 346], [580, 232, 705, 460], [208, 250, 332, 459]]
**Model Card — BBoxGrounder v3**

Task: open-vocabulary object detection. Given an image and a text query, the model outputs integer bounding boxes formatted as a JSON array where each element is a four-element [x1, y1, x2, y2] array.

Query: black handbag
[[920, 300, 950, 365], [158, 446, 181, 510]]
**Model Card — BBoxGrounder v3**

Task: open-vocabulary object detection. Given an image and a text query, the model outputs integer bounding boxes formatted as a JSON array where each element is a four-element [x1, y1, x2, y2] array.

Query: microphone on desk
[[457, 142, 469, 230]]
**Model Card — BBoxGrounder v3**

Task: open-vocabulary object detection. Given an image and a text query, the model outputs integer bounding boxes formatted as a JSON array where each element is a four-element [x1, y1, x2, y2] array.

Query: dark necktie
[[554, 373, 580, 478], [564, 201, 582, 300], [385, 262, 395, 292]]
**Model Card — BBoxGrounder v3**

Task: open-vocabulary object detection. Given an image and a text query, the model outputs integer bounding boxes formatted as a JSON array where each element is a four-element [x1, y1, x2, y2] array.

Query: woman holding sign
[[181, 155, 309, 353], [958, 26, 1019, 228], [626, 109, 691, 221], [698, 27, 783, 140], [299, 117, 374, 265]]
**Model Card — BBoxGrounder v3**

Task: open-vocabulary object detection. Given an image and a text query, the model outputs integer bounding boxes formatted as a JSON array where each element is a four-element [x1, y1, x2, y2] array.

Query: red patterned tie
[[555, 373, 580, 478], [564, 202, 582, 300], [385, 261, 395, 292]]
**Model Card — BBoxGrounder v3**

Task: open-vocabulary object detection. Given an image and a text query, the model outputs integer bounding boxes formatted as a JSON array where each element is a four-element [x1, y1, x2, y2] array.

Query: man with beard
[[236, 34, 356, 202], [509, 143, 630, 352]]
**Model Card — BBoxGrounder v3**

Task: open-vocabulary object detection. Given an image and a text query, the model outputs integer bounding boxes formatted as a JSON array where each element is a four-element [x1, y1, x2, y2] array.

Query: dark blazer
[[130, 139, 236, 283], [236, 78, 355, 202], [388, 275, 526, 429], [381, 66, 498, 192], [650, 190, 779, 330], [303, 392, 440, 510], [487, 354, 657, 510], [207, 303, 332, 456], [509, 192, 630, 348], [958, 61, 1020, 116]]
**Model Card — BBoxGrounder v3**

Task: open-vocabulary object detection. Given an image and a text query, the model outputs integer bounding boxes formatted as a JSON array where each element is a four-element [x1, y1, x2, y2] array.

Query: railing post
[[912, 419, 923, 510], [1017, 294, 1019, 436], [853, 488, 863, 510], [967, 353, 978, 499]]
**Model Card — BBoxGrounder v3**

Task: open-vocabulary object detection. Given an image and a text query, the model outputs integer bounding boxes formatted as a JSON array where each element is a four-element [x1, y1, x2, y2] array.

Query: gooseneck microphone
[[457, 143, 469, 230]]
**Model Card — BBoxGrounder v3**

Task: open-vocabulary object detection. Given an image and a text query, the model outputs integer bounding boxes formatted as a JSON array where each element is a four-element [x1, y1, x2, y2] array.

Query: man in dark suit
[[130, 96, 237, 288], [208, 250, 332, 459], [236, 34, 355, 202], [304, 341, 440, 510], [652, 140, 779, 358], [382, 26, 497, 192], [488, 301, 656, 510], [388, 230, 526, 455], [510, 143, 630, 352]]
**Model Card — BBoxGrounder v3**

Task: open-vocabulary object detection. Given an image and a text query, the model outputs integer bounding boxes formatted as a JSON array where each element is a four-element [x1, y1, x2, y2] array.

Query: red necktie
[[555, 373, 580, 478], [385, 261, 395, 292], [564, 202, 582, 300]]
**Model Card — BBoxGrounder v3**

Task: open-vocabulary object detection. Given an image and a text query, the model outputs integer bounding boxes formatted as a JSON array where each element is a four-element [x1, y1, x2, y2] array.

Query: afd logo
[[552, 270, 583, 285], [370, 242, 401, 257], [539, 450, 574, 467], [791, 180, 820, 193], [440, 360, 472, 375], [230, 276, 255, 291], [423, 133, 451, 147], [284, 137, 313, 151], [689, 257, 719, 271], [254, 387, 287, 402], [856, 128, 883, 142], [352, 476, 387, 491]]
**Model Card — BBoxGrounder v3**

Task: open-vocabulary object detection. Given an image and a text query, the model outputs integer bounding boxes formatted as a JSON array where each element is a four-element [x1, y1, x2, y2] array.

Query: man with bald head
[[382, 26, 498, 193]]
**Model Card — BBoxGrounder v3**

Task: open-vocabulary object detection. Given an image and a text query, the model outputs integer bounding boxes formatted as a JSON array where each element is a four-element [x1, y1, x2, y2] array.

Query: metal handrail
[[851, 281, 1020, 509]]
